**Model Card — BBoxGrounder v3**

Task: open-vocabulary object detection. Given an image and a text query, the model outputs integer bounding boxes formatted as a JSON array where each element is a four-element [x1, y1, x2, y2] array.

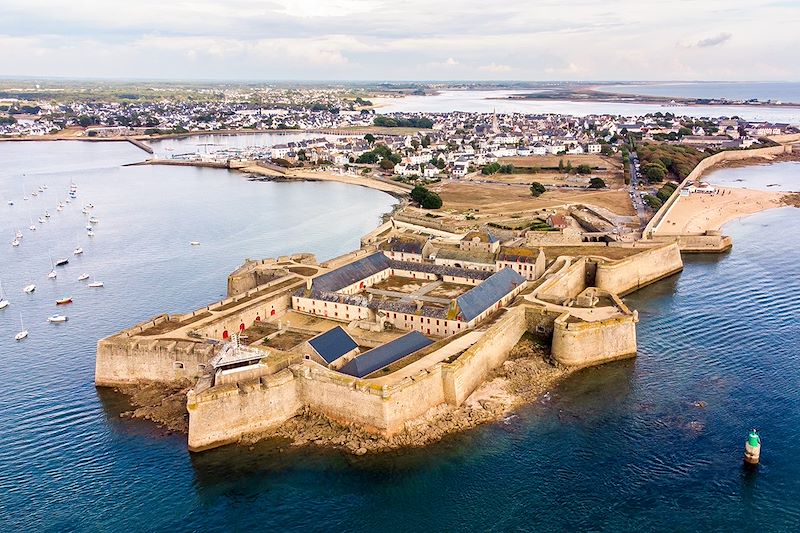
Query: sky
[[0, 0, 798, 81]]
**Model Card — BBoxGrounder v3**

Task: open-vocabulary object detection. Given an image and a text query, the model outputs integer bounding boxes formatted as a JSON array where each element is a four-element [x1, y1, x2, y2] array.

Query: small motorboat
[[57, 205, 63, 212], [42, 184, 48, 190], [65, 198, 71, 204], [32, 191, 38, 197], [44, 211, 51, 218], [55, 258, 69, 267], [11, 239, 20, 247], [29, 225, 36, 231], [7, 200, 13, 206], [38, 217, 45, 224], [73, 247, 83, 255], [88, 280, 104, 288], [23, 284, 36, 293], [48, 270, 57, 279], [81, 207, 89, 214], [88, 217, 99, 224], [87, 230, 95, 237], [48, 314, 68, 323], [77, 273, 90, 281], [56, 297, 72, 305], [86, 203, 94, 208], [85, 225, 92, 231], [15, 230, 22, 239], [190, 241, 201, 246], [38, 186, 44, 192]]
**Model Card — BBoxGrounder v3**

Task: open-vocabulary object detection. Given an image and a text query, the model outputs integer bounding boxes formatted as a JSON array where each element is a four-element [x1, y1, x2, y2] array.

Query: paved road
[[628, 151, 649, 228]]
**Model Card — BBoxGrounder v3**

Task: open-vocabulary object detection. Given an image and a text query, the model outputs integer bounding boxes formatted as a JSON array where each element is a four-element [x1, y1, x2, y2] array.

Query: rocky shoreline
[[118, 336, 572, 455]]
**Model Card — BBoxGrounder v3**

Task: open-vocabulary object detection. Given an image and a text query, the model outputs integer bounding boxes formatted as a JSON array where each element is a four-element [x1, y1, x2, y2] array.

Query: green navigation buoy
[[744, 429, 761, 465]]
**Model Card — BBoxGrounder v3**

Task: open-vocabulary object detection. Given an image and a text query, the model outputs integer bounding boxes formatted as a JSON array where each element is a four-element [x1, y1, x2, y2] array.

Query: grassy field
[[427, 182, 636, 220], [500, 154, 621, 170]]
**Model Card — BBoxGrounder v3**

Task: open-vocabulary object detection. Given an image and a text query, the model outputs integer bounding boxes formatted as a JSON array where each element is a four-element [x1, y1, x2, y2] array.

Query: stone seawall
[[442, 307, 528, 405], [187, 369, 301, 451], [95, 338, 217, 386], [595, 243, 683, 295], [551, 313, 638, 367]]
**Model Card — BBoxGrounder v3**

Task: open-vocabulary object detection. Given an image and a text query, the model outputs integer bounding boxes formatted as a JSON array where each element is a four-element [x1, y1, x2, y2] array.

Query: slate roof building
[[305, 326, 360, 369], [450, 268, 526, 322], [339, 331, 433, 378]]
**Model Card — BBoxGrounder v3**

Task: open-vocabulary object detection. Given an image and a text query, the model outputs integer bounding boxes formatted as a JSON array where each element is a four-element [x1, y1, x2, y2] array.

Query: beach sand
[[657, 187, 785, 234]]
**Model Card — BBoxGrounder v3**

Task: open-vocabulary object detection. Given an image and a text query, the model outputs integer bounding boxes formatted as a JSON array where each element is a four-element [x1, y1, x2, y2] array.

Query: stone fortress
[[95, 218, 684, 452]]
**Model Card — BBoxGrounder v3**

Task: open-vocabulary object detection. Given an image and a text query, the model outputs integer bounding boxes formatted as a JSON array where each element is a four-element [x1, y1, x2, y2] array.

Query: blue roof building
[[339, 331, 433, 378], [307, 326, 359, 367]]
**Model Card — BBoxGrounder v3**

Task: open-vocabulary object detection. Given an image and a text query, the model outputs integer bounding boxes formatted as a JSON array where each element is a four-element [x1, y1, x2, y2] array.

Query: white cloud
[[0, 1, 797, 80], [478, 63, 513, 74]]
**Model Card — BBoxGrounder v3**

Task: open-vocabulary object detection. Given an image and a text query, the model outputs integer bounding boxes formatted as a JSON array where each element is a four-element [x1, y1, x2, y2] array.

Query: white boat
[[48, 314, 68, 323], [81, 207, 89, 214], [15, 314, 28, 341], [44, 211, 50, 218], [11, 239, 20, 247], [78, 273, 90, 281], [86, 203, 94, 208], [48, 270, 57, 279], [38, 217, 45, 224], [15, 230, 22, 239], [88, 217, 99, 224], [42, 184, 48, 190], [85, 225, 92, 231], [7, 200, 13, 206], [23, 284, 36, 293], [57, 205, 63, 212], [0, 281, 10, 309], [87, 230, 95, 237], [38, 186, 44, 192], [190, 241, 201, 246], [74, 246, 83, 255], [29, 224, 36, 231], [65, 198, 71, 204], [88, 280, 104, 288]]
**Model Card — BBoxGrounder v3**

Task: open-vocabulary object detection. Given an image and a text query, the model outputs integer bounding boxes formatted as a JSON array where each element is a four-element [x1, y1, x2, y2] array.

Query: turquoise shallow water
[[1, 142, 799, 531]]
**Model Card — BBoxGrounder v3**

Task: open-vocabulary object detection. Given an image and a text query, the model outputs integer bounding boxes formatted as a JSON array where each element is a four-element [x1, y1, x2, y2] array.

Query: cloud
[[479, 63, 513, 73], [693, 32, 733, 48]]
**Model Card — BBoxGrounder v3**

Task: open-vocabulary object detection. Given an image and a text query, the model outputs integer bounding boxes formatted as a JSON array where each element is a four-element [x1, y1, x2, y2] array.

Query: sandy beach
[[241, 164, 412, 196], [656, 187, 786, 234]]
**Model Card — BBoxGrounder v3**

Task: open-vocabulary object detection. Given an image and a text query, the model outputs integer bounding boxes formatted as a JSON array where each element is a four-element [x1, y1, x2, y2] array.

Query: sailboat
[[0, 281, 10, 309], [86, 230, 95, 237], [15, 313, 28, 340], [23, 283, 36, 293], [15, 230, 23, 240], [77, 273, 90, 281], [48, 254, 57, 279], [73, 236, 83, 255], [28, 214, 36, 231], [88, 277, 104, 288]]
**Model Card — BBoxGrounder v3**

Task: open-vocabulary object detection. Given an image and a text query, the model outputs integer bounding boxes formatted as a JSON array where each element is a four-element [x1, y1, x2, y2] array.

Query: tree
[[421, 135, 431, 148], [588, 177, 606, 189], [575, 164, 592, 175], [379, 159, 395, 170], [364, 133, 376, 145], [356, 152, 379, 164], [411, 185, 442, 209], [421, 192, 442, 209], [558, 159, 564, 172], [530, 182, 546, 197]]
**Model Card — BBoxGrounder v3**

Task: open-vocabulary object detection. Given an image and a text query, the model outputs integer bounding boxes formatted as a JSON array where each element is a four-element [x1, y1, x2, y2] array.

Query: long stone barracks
[[95, 220, 685, 452]]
